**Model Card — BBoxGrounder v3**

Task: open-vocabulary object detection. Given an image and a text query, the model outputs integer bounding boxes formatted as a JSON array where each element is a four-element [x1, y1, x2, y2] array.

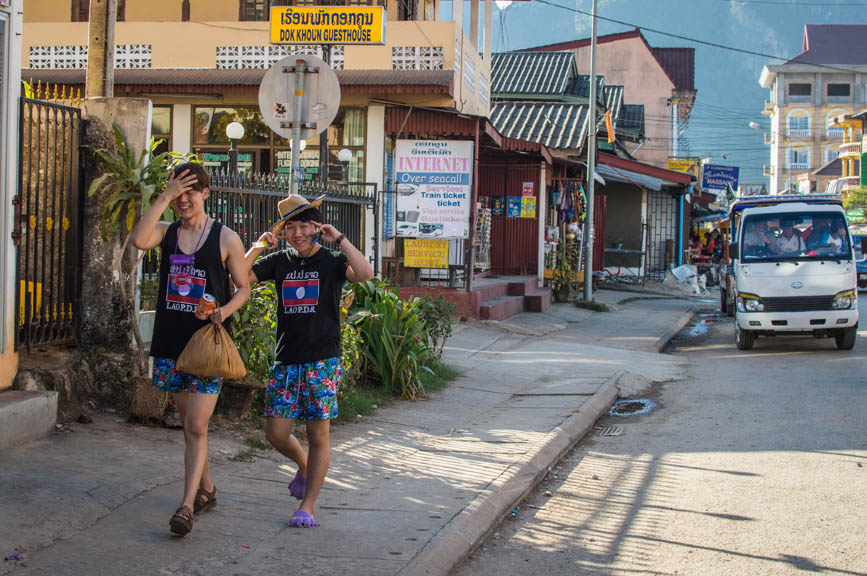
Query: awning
[[597, 163, 663, 191]]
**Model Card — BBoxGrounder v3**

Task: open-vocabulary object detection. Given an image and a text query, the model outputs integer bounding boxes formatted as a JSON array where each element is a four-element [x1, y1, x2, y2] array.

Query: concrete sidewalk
[[0, 291, 703, 576]]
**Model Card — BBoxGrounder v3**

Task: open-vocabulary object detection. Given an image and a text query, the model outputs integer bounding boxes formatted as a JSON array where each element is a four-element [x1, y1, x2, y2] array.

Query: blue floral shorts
[[152, 358, 222, 394], [265, 357, 340, 421]]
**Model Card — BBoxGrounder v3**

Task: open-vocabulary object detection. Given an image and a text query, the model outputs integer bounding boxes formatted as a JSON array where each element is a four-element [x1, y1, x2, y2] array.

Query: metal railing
[[15, 97, 82, 350], [141, 170, 376, 280]]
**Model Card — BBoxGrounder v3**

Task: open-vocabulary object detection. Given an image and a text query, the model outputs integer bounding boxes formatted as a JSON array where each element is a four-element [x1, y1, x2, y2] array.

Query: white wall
[[172, 103, 192, 155]]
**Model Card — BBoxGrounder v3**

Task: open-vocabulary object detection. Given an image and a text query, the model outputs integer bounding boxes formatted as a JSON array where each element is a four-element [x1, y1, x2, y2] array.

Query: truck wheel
[[720, 286, 727, 314], [736, 325, 755, 350], [835, 326, 856, 350]]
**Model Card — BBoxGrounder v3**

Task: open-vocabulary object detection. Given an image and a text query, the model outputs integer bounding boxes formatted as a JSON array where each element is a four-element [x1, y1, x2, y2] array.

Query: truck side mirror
[[729, 243, 738, 259]]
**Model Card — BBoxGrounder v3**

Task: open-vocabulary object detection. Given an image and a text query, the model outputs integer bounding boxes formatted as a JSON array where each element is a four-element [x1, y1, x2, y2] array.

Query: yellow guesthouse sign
[[270, 6, 385, 45]]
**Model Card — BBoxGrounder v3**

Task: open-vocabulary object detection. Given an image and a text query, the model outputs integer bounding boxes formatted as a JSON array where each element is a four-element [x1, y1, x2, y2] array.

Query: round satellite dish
[[258, 54, 341, 140]]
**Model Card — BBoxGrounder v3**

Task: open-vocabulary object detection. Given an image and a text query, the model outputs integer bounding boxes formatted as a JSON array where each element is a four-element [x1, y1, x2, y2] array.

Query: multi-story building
[[759, 24, 867, 194], [522, 29, 697, 170]]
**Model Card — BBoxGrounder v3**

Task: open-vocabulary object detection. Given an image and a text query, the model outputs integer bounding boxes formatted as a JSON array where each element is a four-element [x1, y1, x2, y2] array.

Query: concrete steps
[[0, 390, 58, 451], [475, 276, 553, 321]]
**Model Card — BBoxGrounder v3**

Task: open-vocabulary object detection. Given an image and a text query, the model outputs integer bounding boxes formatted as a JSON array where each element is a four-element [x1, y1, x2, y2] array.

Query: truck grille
[[761, 296, 835, 312]]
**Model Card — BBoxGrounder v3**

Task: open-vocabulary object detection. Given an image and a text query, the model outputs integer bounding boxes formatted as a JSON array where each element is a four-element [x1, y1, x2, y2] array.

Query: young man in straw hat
[[244, 193, 373, 527], [131, 163, 251, 536]]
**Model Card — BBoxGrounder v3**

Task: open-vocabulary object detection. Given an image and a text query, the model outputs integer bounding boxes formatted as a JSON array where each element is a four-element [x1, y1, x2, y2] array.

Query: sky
[[442, 0, 864, 185]]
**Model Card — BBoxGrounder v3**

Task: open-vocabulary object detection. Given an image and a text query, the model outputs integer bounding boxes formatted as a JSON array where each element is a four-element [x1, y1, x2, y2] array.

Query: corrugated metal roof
[[491, 51, 575, 96], [490, 102, 588, 150], [23, 68, 453, 88], [651, 47, 695, 91], [618, 104, 644, 133], [604, 85, 623, 119], [564, 74, 605, 104], [788, 24, 867, 66]]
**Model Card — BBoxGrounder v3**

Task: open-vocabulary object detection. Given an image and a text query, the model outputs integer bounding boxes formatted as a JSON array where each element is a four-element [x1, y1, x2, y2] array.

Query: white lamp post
[[337, 148, 352, 181], [226, 121, 245, 175]]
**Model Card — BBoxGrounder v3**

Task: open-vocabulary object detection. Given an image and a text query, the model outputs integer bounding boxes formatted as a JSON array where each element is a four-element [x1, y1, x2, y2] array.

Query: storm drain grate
[[597, 425, 623, 436], [608, 398, 656, 416]]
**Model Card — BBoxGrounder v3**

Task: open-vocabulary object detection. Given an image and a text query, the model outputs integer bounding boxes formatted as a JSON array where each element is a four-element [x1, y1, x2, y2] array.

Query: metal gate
[[645, 190, 677, 279], [15, 95, 83, 350]]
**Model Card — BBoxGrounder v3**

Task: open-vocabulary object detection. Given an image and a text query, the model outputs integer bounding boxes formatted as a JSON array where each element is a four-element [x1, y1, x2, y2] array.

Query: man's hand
[[254, 231, 278, 250], [161, 169, 198, 203], [208, 305, 227, 325], [313, 223, 343, 244]]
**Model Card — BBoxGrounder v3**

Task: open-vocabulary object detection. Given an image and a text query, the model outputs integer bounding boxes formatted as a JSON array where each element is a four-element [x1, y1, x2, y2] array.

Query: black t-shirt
[[252, 247, 348, 364], [150, 221, 232, 360]]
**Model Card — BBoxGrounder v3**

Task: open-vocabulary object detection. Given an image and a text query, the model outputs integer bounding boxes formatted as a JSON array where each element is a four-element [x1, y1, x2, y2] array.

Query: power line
[[723, 0, 867, 5]]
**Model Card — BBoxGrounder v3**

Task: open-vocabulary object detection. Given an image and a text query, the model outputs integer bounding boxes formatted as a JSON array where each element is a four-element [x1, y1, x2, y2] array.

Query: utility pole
[[583, 0, 598, 302], [85, 0, 117, 98]]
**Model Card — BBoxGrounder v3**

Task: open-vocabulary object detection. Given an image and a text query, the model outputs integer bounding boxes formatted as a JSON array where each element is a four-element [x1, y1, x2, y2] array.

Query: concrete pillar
[[453, 0, 464, 35], [0, 2, 22, 390], [365, 105, 385, 271], [172, 104, 192, 155], [484, 0, 493, 62], [538, 163, 547, 284], [470, 0, 480, 53]]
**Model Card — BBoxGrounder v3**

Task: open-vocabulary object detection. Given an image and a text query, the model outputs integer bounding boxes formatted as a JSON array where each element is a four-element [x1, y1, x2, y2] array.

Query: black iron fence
[[142, 170, 376, 279], [15, 96, 82, 350]]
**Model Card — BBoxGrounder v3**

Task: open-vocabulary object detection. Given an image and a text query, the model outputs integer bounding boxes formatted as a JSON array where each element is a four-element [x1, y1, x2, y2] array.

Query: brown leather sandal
[[193, 485, 217, 515], [169, 505, 195, 535]]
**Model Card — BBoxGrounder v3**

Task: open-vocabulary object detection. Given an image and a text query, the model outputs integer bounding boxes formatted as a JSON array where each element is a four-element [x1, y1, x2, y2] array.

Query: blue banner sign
[[702, 164, 739, 191]]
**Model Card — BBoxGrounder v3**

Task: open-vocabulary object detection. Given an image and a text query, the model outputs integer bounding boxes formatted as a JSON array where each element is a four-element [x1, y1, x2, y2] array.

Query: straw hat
[[271, 193, 326, 231]]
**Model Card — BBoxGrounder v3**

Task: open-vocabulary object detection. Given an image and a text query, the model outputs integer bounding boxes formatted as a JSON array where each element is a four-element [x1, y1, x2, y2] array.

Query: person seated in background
[[743, 220, 772, 257], [805, 217, 831, 250], [775, 218, 805, 255]]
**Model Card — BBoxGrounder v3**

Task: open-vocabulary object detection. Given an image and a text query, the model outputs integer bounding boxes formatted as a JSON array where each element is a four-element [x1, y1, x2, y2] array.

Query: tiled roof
[[564, 74, 605, 104], [812, 157, 842, 177], [491, 51, 575, 96], [490, 102, 588, 150], [651, 47, 695, 91], [787, 24, 867, 66], [618, 104, 645, 134], [604, 85, 624, 119], [23, 68, 454, 89]]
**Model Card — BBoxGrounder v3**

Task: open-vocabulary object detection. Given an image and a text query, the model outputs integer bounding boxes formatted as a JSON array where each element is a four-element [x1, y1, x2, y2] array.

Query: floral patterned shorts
[[265, 357, 340, 421], [152, 357, 222, 394]]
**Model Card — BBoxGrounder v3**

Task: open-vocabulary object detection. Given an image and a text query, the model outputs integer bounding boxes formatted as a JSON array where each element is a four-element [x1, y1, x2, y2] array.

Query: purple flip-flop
[[288, 474, 306, 500], [290, 509, 317, 528]]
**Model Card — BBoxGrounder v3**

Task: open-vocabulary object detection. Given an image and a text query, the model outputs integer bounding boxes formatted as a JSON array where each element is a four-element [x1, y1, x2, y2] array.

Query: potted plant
[[551, 240, 578, 303]]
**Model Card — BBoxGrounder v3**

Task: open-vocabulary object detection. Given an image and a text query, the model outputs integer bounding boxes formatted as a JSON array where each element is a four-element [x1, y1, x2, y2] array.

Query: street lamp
[[226, 121, 245, 176], [337, 148, 352, 181]]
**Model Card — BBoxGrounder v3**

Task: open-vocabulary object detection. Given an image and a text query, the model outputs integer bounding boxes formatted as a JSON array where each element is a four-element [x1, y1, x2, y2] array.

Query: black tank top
[[149, 220, 232, 360]]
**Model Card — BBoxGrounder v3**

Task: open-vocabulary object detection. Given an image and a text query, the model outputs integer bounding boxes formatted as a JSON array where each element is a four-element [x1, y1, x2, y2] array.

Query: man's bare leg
[[298, 419, 329, 516], [265, 417, 308, 477]]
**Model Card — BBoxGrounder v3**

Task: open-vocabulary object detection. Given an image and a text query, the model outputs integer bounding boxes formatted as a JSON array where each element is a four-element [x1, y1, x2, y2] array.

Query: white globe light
[[337, 148, 352, 163], [226, 121, 245, 141], [289, 139, 307, 152]]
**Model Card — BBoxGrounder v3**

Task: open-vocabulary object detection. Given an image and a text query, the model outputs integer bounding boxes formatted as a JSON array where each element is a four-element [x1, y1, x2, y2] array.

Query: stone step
[[472, 282, 509, 303], [0, 390, 58, 451], [507, 277, 541, 297], [479, 295, 525, 321], [524, 288, 553, 313]]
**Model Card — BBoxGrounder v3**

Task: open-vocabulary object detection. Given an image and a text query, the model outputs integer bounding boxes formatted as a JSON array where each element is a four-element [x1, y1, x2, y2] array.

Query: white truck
[[724, 195, 858, 351]]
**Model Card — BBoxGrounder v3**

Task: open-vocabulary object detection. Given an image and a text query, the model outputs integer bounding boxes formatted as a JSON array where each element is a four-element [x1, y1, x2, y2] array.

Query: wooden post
[[85, 0, 116, 98]]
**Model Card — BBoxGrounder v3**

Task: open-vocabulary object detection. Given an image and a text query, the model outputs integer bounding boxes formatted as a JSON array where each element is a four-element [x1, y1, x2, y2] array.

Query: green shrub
[[231, 284, 277, 385], [420, 293, 456, 358]]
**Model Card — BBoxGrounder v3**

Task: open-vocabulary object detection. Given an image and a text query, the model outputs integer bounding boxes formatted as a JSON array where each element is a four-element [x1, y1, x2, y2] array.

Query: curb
[[398, 373, 622, 576], [654, 306, 699, 353]]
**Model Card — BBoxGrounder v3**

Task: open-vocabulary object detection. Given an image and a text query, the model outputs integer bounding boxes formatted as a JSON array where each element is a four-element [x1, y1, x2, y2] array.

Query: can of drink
[[195, 293, 216, 321]]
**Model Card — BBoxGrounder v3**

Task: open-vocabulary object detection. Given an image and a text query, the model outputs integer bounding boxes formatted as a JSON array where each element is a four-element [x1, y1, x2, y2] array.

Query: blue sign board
[[507, 196, 521, 218], [702, 164, 739, 191]]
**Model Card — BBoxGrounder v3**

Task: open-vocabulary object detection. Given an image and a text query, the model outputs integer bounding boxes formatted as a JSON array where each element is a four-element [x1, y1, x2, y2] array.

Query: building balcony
[[841, 176, 861, 192], [762, 100, 774, 115], [839, 142, 861, 159], [23, 19, 491, 116], [788, 162, 809, 171], [787, 128, 811, 138], [764, 163, 774, 176], [764, 132, 774, 145]]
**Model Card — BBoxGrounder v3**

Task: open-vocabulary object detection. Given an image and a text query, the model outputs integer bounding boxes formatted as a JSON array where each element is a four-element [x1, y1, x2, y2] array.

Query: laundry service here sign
[[394, 140, 473, 239]]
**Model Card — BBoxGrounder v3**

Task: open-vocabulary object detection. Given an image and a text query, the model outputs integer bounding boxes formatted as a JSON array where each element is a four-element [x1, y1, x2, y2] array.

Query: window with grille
[[827, 83, 850, 103], [787, 148, 809, 169], [787, 114, 810, 136], [240, 0, 269, 21], [787, 82, 811, 103], [398, 0, 418, 21]]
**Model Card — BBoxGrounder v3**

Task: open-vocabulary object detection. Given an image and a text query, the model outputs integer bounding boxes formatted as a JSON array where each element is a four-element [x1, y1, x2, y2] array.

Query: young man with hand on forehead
[[244, 194, 373, 527], [131, 162, 250, 536]]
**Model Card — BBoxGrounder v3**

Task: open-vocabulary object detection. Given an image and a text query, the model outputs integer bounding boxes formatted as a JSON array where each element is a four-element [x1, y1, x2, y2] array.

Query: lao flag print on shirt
[[282, 278, 319, 313], [166, 273, 207, 313]]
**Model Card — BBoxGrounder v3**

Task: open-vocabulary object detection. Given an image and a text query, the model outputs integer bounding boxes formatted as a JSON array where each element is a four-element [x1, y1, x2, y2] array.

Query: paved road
[[458, 301, 867, 576]]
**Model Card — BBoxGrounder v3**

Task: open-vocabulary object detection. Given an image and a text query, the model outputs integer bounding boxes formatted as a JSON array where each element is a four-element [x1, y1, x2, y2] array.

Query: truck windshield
[[740, 211, 851, 262]]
